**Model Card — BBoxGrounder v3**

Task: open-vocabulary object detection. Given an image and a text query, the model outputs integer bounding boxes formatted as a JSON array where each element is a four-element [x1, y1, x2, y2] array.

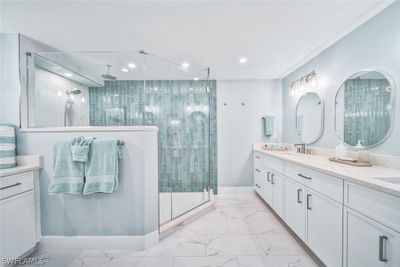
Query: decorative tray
[[263, 147, 288, 152], [329, 157, 372, 167]]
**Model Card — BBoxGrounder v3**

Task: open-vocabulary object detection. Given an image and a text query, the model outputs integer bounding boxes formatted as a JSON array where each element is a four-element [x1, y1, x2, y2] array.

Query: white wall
[[33, 68, 89, 127], [282, 3, 400, 155], [0, 33, 20, 125], [217, 80, 282, 186]]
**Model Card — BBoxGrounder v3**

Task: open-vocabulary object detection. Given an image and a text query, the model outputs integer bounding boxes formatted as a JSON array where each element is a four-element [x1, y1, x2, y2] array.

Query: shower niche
[[26, 50, 217, 226]]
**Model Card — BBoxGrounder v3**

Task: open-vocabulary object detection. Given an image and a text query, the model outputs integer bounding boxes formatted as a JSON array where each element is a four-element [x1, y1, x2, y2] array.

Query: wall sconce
[[289, 71, 318, 97]]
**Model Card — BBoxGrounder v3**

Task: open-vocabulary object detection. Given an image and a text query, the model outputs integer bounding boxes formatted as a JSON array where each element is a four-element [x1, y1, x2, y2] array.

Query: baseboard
[[39, 230, 159, 251], [217, 186, 254, 194]]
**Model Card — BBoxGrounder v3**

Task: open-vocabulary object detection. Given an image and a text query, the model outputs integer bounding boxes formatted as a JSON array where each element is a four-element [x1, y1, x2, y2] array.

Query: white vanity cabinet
[[343, 182, 400, 267], [344, 207, 400, 267], [261, 155, 284, 217], [270, 172, 284, 218], [284, 177, 306, 240], [306, 188, 343, 267], [0, 170, 40, 265], [253, 149, 400, 267]]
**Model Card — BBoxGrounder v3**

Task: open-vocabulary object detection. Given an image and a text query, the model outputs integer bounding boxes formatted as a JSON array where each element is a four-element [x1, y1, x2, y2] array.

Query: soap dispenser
[[355, 140, 370, 163], [335, 141, 348, 159]]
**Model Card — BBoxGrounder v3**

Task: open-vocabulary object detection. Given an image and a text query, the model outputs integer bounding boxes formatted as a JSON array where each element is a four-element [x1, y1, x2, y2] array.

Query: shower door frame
[[157, 67, 212, 228]]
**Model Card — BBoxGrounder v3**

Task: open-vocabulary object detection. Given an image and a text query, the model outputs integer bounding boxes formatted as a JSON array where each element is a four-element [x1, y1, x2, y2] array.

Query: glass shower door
[[144, 54, 211, 225], [169, 80, 210, 219]]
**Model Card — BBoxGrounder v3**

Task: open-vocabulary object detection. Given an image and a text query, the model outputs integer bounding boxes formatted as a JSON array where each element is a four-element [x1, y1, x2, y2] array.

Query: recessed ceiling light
[[128, 63, 136, 68], [193, 77, 199, 81], [121, 68, 129, 72], [239, 57, 247, 64], [64, 72, 73, 77], [181, 62, 189, 69]]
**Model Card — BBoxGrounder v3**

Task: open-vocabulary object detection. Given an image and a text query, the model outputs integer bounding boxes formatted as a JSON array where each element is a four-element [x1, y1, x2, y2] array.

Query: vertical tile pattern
[[89, 80, 217, 194], [344, 79, 391, 146]]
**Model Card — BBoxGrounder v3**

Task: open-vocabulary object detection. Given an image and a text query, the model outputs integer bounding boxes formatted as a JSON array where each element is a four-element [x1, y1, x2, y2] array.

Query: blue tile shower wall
[[89, 80, 217, 193], [344, 79, 391, 146]]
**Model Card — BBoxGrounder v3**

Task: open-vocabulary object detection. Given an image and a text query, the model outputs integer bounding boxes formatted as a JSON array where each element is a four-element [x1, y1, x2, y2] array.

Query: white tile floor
[[20, 188, 320, 267]]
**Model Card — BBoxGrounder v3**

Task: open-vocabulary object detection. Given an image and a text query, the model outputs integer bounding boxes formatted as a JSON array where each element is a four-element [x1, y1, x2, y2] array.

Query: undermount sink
[[374, 177, 400, 184]]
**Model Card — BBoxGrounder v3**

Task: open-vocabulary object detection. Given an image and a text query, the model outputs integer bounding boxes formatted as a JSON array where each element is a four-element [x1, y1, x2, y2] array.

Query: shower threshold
[[159, 189, 215, 239]]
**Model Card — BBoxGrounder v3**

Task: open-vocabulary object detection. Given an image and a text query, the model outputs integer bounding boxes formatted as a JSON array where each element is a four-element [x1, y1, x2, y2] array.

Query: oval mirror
[[335, 70, 394, 148], [296, 92, 324, 144]]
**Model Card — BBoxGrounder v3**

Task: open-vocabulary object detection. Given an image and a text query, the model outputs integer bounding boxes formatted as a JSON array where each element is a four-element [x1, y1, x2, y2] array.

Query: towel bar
[[118, 140, 124, 145]]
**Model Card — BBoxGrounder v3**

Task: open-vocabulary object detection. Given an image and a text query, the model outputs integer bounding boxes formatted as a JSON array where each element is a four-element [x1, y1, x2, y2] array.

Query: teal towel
[[71, 136, 95, 162], [49, 141, 85, 195], [0, 125, 16, 169], [263, 116, 274, 136], [83, 139, 122, 195]]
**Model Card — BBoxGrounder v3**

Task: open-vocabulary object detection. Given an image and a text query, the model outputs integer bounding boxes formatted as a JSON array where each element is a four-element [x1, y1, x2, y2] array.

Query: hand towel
[[71, 136, 95, 162], [83, 139, 122, 195], [0, 125, 16, 169], [49, 140, 85, 194]]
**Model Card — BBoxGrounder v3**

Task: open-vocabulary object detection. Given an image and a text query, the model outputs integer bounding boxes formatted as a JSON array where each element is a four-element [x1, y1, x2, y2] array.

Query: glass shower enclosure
[[26, 50, 216, 225]]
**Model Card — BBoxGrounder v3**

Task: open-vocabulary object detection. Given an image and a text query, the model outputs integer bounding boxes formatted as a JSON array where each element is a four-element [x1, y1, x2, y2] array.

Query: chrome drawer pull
[[255, 156, 261, 159], [255, 169, 261, 173], [267, 172, 270, 182], [271, 173, 275, 184], [255, 184, 261, 189], [298, 173, 312, 180], [379, 235, 388, 262], [297, 189, 302, 203], [307, 194, 312, 210], [0, 182, 22, 191]]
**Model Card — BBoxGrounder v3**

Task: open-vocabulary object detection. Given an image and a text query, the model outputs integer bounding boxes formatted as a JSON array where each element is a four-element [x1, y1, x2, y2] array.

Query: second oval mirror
[[296, 92, 324, 144]]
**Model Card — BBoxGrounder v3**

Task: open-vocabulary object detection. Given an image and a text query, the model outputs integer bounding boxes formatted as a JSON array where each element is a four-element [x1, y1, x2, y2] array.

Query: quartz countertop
[[254, 147, 400, 198], [0, 155, 41, 177]]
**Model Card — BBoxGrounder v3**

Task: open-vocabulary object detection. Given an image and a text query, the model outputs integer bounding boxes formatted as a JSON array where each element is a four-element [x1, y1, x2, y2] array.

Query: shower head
[[101, 64, 117, 80], [66, 88, 81, 95]]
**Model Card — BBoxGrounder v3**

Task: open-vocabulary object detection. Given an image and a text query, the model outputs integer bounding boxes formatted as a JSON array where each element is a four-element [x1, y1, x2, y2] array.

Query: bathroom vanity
[[253, 147, 400, 267], [0, 156, 41, 266]]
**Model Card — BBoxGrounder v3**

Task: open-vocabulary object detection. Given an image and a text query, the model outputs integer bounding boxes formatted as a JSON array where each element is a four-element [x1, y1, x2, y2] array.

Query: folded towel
[[49, 141, 85, 195], [0, 125, 17, 169], [83, 139, 122, 195], [71, 136, 95, 162]]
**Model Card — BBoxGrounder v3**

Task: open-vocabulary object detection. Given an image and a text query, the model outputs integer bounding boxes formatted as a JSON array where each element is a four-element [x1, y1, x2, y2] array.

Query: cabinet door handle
[[297, 189, 302, 203], [271, 173, 275, 184], [298, 173, 312, 180], [307, 194, 312, 210], [379, 235, 388, 262], [267, 172, 270, 182], [255, 169, 261, 173], [0, 182, 22, 191], [255, 184, 261, 189]]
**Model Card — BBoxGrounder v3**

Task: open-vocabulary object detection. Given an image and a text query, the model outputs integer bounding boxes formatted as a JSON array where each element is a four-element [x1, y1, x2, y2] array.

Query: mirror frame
[[295, 92, 324, 145], [334, 69, 396, 149]]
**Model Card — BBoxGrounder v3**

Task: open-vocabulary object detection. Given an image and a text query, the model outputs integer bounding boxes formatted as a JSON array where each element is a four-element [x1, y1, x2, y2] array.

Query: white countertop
[[0, 155, 41, 177], [254, 147, 400, 198]]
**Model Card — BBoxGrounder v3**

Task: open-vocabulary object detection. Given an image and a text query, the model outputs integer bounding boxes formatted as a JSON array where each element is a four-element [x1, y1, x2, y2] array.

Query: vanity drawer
[[263, 154, 283, 173], [345, 181, 400, 232], [284, 163, 343, 203], [253, 151, 264, 165], [0, 171, 34, 200]]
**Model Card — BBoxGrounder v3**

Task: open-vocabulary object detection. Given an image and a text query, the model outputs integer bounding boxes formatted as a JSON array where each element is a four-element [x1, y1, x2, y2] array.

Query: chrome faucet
[[294, 144, 306, 154]]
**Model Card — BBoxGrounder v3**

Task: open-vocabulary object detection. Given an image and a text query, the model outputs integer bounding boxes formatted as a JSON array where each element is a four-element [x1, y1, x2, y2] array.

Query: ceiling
[[0, 1, 394, 80]]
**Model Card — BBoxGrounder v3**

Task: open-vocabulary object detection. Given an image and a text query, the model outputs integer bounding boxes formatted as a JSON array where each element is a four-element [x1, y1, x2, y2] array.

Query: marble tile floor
[[19, 188, 320, 267]]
